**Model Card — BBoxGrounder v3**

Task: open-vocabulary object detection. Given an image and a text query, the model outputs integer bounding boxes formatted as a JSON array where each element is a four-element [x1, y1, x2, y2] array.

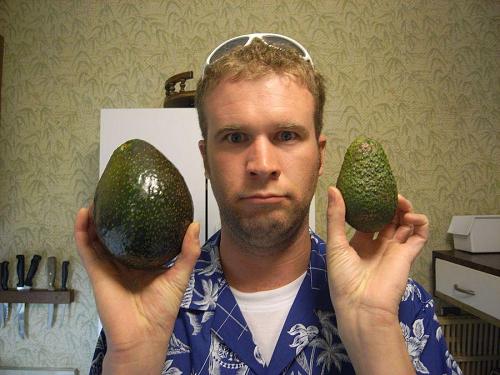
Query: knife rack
[[0, 289, 73, 304]]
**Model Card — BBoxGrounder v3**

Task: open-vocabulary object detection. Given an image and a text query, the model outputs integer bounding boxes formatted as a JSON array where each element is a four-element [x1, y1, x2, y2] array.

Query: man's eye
[[226, 132, 247, 143], [278, 131, 297, 142]]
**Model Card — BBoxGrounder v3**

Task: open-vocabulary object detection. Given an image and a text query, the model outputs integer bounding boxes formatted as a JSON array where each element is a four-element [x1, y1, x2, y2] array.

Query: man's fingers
[[388, 212, 429, 267], [404, 212, 429, 249], [397, 194, 413, 214], [377, 195, 413, 241], [377, 212, 399, 240], [393, 225, 414, 243]]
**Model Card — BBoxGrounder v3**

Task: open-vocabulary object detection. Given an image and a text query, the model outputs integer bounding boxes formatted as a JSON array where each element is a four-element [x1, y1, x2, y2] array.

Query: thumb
[[327, 186, 349, 250], [170, 222, 201, 280]]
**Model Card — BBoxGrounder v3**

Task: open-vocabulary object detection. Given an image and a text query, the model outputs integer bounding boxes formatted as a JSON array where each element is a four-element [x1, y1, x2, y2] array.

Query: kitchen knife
[[24, 255, 41, 288], [46, 256, 56, 328], [1, 261, 9, 327], [59, 260, 69, 327], [16, 254, 25, 338], [17, 254, 41, 338]]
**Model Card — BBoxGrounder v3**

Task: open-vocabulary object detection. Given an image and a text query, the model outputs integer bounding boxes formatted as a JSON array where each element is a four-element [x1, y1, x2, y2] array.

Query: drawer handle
[[454, 284, 476, 296]]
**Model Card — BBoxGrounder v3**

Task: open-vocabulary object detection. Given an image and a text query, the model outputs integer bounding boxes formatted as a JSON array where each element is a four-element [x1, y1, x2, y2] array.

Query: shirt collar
[[180, 230, 331, 312]]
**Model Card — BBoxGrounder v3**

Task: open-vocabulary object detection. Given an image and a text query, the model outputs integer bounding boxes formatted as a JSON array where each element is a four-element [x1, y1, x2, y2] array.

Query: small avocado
[[336, 136, 397, 233], [93, 139, 193, 269]]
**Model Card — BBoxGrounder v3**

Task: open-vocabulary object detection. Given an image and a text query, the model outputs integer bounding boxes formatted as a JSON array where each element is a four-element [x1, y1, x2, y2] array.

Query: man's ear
[[318, 134, 327, 176], [198, 139, 210, 178]]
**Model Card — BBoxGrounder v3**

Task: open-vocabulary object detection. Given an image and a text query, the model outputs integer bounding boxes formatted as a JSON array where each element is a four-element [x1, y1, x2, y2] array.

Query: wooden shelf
[[0, 289, 74, 304]]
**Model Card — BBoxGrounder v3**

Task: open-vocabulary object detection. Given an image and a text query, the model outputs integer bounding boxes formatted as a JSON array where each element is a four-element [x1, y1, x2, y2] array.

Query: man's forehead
[[204, 81, 314, 136]]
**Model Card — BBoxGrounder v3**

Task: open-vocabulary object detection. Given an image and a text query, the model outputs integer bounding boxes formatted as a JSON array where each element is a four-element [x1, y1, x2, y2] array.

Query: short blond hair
[[196, 39, 325, 139]]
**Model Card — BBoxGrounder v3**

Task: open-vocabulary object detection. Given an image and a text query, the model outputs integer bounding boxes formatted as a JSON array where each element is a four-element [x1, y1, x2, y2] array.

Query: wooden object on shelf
[[163, 71, 195, 108], [0, 289, 73, 304], [433, 250, 500, 327]]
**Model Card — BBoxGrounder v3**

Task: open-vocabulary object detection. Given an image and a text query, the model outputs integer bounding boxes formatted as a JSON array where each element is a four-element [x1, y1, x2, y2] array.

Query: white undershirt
[[230, 272, 306, 365]]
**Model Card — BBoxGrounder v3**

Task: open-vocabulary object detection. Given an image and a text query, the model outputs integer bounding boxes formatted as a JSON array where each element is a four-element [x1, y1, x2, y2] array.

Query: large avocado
[[93, 139, 193, 269], [336, 136, 397, 233]]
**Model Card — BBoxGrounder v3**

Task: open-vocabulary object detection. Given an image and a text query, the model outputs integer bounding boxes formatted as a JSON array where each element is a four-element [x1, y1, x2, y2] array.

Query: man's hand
[[74, 207, 200, 374], [326, 186, 428, 374]]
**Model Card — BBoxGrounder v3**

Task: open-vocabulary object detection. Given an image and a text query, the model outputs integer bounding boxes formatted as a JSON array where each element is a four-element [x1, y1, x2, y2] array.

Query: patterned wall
[[0, 0, 498, 373]]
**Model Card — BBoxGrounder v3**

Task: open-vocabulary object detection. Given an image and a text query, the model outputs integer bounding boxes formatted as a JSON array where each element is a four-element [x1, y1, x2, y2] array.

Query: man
[[75, 34, 462, 374]]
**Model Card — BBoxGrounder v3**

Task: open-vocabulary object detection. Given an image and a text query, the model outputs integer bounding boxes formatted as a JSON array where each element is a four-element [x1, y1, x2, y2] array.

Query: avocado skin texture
[[336, 136, 397, 233], [93, 139, 193, 269]]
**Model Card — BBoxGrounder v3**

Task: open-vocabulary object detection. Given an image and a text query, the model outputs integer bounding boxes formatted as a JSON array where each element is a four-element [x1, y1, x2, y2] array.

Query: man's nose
[[246, 138, 281, 179]]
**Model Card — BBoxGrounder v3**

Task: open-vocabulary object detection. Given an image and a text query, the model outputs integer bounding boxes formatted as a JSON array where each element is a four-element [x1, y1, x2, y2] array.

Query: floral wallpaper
[[0, 0, 498, 373]]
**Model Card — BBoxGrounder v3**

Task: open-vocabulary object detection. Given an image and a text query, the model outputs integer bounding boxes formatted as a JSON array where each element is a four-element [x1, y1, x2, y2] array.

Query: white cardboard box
[[447, 215, 500, 253]]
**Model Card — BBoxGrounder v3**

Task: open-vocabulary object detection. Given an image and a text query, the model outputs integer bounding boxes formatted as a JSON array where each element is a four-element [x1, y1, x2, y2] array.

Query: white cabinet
[[433, 250, 500, 327], [435, 259, 500, 320]]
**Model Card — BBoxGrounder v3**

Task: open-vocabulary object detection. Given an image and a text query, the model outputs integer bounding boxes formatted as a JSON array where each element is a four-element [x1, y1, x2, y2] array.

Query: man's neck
[[218, 225, 311, 293]]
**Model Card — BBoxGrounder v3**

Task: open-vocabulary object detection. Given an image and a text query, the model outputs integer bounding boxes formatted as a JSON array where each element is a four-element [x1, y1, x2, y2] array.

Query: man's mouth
[[240, 193, 287, 204]]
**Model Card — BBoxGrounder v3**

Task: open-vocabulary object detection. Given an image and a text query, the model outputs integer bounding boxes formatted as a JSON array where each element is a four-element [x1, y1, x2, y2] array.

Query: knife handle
[[61, 261, 69, 291], [25, 254, 41, 287], [47, 257, 56, 290], [1, 261, 8, 290], [16, 255, 25, 288]]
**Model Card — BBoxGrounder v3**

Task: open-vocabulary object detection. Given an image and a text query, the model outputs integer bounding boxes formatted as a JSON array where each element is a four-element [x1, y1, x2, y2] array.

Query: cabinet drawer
[[435, 258, 500, 320]]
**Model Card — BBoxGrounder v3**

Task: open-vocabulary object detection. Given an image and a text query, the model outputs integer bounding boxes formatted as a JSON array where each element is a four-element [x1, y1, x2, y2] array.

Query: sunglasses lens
[[262, 36, 306, 58], [208, 36, 250, 64]]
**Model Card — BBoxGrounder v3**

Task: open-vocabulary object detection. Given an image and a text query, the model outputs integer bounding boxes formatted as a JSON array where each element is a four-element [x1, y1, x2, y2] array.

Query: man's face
[[199, 73, 326, 252]]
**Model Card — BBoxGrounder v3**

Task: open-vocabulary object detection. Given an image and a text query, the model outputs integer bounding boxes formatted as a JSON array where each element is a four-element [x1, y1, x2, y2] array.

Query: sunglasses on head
[[203, 33, 314, 75]]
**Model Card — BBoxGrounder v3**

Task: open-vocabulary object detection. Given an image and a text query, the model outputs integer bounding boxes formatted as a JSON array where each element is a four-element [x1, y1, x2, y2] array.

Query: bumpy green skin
[[93, 139, 193, 269], [336, 136, 397, 233]]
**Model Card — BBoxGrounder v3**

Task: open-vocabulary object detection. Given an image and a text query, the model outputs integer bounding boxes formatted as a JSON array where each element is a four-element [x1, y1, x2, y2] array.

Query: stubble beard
[[218, 198, 312, 255], [207, 149, 322, 256]]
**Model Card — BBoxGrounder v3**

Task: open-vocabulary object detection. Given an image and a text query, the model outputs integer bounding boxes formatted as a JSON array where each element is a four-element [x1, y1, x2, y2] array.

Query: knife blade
[[46, 256, 56, 328], [17, 254, 41, 338], [59, 260, 69, 327], [1, 261, 9, 328]]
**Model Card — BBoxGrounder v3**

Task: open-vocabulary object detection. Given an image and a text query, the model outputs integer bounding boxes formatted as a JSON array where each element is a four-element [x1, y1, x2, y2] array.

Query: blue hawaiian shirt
[[90, 230, 462, 375]]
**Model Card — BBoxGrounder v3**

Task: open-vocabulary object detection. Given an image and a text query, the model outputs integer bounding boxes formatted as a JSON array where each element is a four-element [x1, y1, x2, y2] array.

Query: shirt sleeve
[[398, 279, 463, 375], [89, 329, 106, 375]]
